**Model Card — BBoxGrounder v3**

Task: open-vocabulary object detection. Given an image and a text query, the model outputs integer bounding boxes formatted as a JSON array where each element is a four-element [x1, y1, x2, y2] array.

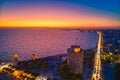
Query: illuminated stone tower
[[31, 54, 38, 60], [13, 53, 19, 61], [67, 45, 84, 74]]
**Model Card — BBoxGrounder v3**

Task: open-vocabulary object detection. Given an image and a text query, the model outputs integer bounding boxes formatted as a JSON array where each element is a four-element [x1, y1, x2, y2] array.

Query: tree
[[58, 62, 83, 80], [114, 63, 120, 80]]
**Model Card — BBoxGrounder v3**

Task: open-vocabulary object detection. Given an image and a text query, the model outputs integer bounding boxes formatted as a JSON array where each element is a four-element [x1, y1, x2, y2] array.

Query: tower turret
[[13, 52, 18, 61], [67, 45, 84, 74], [31, 53, 38, 60]]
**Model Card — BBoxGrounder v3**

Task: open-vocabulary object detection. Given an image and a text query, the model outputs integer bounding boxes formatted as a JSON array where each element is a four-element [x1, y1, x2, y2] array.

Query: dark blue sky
[[0, 0, 120, 17]]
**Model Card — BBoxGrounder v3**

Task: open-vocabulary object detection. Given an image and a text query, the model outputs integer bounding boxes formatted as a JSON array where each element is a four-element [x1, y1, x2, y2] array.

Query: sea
[[0, 28, 98, 61]]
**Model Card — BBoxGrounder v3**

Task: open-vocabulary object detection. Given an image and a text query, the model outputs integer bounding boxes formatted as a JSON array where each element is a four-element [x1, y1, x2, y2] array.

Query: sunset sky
[[0, 0, 120, 28]]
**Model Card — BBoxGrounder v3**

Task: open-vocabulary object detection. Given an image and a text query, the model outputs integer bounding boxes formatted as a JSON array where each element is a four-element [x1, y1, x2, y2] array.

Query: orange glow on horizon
[[0, 5, 120, 28]]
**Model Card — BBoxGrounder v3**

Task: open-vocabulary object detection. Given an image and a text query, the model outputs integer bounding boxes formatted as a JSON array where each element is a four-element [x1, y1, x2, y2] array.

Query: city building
[[102, 30, 120, 54], [67, 45, 84, 74]]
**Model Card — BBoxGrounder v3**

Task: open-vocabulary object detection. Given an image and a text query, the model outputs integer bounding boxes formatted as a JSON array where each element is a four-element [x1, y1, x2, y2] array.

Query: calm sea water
[[0, 28, 98, 60]]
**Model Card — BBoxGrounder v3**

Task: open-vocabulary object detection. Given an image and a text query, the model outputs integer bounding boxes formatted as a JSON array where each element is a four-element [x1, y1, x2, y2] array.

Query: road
[[92, 31, 102, 80]]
